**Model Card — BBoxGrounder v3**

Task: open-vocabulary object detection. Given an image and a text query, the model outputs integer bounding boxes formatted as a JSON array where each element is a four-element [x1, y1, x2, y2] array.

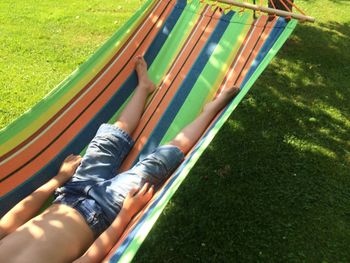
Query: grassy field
[[1, 0, 349, 262]]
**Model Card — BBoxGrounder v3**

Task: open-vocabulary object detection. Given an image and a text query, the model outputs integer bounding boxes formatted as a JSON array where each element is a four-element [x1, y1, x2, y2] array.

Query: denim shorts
[[53, 124, 184, 237]]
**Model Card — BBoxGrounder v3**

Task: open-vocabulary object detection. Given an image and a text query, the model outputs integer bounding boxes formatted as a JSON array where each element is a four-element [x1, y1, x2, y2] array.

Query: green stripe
[[0, 0, 155, 155], [160, 12, 251, 145], [116, 18, 297, 263], [148, 0, 202, 85], [191, 20, 299, 170]]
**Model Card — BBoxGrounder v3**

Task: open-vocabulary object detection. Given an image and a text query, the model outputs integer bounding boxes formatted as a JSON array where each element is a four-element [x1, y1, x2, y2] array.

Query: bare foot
[[203, 85, 239, 113], [135, 56, 156, 93], [220, 85, 240, 101]]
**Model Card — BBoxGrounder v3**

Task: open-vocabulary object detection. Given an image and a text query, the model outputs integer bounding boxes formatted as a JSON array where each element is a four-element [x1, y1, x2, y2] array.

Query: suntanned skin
[[0, 204, 94, 263], [0, 154, 92, 263], [0, 56, 239, 263]]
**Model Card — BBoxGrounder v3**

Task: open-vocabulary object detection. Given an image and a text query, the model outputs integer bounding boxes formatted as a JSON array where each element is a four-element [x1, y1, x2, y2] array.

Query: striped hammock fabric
[[0, 0, 297, 261]]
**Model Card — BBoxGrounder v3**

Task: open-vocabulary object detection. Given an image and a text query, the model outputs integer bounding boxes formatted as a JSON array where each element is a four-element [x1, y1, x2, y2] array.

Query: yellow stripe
[[206, 13, 253, 102]]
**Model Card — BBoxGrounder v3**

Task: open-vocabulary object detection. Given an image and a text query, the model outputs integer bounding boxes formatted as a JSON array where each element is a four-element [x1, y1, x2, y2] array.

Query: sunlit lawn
[[1, 0, 349, 261]]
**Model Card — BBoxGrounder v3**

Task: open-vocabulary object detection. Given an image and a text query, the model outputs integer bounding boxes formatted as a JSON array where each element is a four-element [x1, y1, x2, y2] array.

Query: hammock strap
[[279, 0, 292, 12], [285, 0, 306, 15], [268, 0, 277, 18]]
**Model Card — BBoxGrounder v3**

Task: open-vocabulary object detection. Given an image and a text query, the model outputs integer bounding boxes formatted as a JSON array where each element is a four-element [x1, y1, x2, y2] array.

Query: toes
[[135, 56, 147, 71], [135, 55, 145, 63], [135, 56, 142, 65], [224, 86, 240, 97]]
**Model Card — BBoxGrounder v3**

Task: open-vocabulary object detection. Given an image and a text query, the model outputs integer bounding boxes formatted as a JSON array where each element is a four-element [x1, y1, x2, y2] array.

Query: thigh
[[61, 124, 134, 195], [87, 145, 184, 223], [88, 170, 142, 223], [132, 145, 184, 187]]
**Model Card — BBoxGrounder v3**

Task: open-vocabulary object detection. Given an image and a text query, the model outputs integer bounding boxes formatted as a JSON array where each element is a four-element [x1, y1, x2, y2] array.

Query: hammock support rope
[[214, 0, 315, 22]]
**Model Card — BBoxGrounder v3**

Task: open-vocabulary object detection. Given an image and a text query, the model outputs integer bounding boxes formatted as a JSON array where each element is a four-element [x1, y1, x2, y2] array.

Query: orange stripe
[[0, 1, 174, 196], [119, 6, 221, 172], [212, 17, 277, 154], [233, 16, 277, 87], [134, 5, 212, 143]]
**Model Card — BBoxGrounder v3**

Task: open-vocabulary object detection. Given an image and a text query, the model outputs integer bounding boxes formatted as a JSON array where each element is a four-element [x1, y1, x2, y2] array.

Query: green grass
[[0, 0, 144, 128], [1, 0, 350, 262]]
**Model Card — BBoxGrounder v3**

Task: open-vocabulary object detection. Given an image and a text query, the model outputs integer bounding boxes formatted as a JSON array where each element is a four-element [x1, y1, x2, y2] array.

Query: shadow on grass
[[133, 20, 350, 262]]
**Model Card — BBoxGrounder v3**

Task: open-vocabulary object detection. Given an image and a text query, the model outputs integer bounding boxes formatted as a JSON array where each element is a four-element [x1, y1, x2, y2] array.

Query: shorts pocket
[[79, 199, 103, 224], [78, 198, 109, 237]]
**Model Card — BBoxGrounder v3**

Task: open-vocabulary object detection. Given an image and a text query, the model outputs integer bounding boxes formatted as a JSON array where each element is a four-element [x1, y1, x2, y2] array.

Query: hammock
[[0, 0, 304, 261]]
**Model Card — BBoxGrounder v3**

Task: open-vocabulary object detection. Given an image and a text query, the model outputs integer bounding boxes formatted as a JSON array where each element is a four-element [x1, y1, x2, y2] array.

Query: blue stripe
[[144, 0, 187, 64], [111, 10, 236, 261], [132, 10, 235, 165], [208, 20, 289, 146], [0, 0, 178, 217], [204, 20, 290, 144], [240, 17, 287, 88]]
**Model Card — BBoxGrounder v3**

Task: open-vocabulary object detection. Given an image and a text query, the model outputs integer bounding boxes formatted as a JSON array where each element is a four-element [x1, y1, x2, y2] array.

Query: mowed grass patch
[[0, 0, 145, 128]]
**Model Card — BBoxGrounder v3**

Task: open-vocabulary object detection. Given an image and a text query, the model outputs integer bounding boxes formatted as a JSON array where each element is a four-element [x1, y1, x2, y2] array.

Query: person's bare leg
[[169, 86, 239, 154], [115, 56, 156, 135]]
